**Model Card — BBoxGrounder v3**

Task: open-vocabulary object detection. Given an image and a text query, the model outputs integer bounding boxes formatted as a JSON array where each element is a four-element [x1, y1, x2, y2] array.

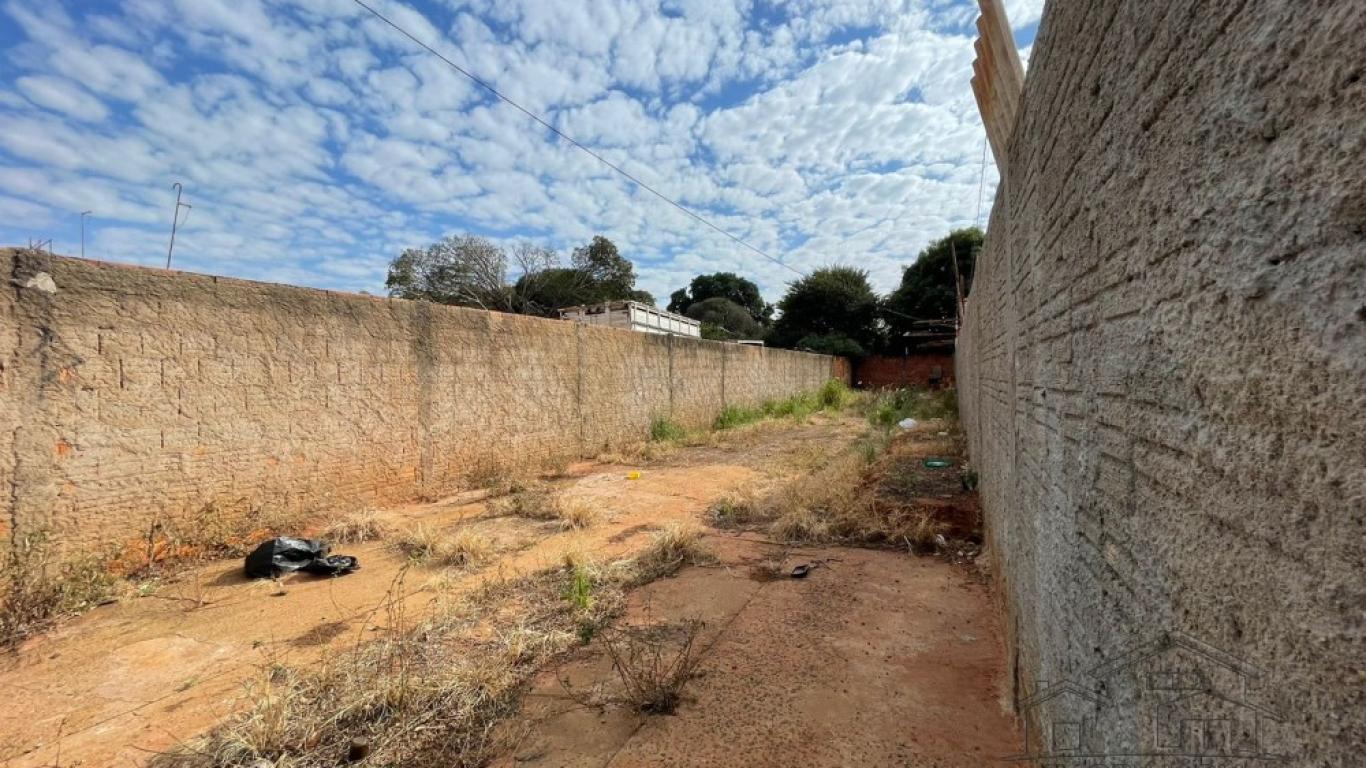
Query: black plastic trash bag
[[244, 537, 358, 579], [303, 554, 360, 576]]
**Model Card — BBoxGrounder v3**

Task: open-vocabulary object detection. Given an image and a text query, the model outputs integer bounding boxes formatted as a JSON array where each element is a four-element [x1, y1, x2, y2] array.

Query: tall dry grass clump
[[629, 523, 716, 584], [393, 525, 492, 568], [763, 446, 949, 548], [320, 509, 391, 544]]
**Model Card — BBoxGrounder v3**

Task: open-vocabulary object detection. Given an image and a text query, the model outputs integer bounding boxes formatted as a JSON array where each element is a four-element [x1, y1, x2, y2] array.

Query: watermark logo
[[1003, 631, 1291, 766]]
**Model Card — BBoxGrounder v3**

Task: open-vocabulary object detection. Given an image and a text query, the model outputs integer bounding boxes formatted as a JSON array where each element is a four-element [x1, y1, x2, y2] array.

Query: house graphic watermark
[[1003, 631, 1292, 766]]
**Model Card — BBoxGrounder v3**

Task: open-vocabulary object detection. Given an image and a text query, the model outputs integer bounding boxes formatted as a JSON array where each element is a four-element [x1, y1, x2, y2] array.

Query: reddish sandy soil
[[493, 535, 1019, 768], [0, 413, 1020, 767]]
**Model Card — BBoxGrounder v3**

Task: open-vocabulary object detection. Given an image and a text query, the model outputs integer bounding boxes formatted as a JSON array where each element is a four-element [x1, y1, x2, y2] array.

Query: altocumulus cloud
[[0, 0, 1040, 300]]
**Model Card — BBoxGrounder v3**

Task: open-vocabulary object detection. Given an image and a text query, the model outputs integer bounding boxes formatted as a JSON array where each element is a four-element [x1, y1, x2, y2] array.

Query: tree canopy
[[387, 234, 650, 318], [769, 266, 881, 357], [667, 272, 771, 325], [882, 227, 981, 346], [385, 234, 511, 310], [684, 297, 765, 340]]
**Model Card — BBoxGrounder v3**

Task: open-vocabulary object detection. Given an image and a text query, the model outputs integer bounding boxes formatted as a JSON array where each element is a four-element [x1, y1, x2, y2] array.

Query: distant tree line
[[386, 234, 653, 317], [385, 227, 982, 357]]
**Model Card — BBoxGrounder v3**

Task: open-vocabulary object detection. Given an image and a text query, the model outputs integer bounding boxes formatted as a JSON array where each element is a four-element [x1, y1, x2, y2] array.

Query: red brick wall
[[853, 354, 954, 389]]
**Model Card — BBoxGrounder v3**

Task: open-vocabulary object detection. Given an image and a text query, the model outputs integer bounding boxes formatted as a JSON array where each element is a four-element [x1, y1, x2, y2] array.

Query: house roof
[[1019, 678, 1107, 711], [1088, 631, 1262, 682]]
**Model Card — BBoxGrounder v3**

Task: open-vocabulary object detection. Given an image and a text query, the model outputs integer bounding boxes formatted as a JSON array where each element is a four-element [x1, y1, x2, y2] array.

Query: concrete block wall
[[1, 249, 841, 557], [956, 2, 1363, 765]]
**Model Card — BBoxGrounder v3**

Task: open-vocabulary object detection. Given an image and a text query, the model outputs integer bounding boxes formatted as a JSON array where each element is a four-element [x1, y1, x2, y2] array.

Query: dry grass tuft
[[706, 487, 762, 528], [490, 483, 559, 520], [556, 497, 601, 530], [630, 523, 716, 584], [393, 525, 492, 568], [492, 485, 601, 530], [319, 509, 391, 544]]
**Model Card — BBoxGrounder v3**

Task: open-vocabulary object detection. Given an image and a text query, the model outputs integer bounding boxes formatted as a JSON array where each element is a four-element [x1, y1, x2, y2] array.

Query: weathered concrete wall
[[956, 2, 1363, 765], [1, 250, 842, 555]]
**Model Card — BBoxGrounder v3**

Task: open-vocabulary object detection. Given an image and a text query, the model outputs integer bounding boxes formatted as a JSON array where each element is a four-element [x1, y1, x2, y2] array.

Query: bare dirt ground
[[496, 538, 1018, 767], [0, 411, 1019, 767]]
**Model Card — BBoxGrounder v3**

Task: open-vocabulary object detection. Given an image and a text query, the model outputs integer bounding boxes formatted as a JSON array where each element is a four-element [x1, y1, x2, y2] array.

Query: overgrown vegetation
[[705, 430, 961, 554], [713, 379, 857, 431], [152, 563, 622, 768], [1, 533, 117, 647], [707, 487, 761, 528], [865, 387, 958, 430], [713, 404, 765, 430]]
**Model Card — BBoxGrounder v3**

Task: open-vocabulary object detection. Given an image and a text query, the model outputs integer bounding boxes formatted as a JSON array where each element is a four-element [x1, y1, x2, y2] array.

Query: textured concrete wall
[[1, 250, 841, 555], [956, 2, 1363, 765]]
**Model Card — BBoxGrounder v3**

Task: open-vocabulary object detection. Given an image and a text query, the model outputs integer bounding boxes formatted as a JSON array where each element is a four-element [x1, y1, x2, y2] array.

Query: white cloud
[[14, 75, 108, 121], [0, 0, 1010, 301]]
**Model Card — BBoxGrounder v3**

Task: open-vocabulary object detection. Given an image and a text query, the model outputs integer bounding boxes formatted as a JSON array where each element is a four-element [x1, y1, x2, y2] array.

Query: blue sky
[[0, 0, 1041, 303]]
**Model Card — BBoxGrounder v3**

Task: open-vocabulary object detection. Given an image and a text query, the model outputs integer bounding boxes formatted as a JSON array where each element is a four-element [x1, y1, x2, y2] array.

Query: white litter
[[898, 418, 917, 430]]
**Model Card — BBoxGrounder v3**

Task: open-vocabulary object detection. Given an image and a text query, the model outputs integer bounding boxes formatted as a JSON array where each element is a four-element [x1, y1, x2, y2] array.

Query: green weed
[[649, 417, 687, 442]]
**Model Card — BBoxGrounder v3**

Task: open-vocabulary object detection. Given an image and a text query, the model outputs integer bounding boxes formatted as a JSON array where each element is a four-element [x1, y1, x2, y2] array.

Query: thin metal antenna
[[166, 183, 191, 269], [80, 210, 92, 259]]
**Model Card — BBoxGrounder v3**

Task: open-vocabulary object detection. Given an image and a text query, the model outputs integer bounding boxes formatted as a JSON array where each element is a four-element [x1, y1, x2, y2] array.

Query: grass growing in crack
[[393, 525, 492, 568], [630, 523, 716, 584], [601, 619, 705, 714], [649, 417, 687, 442], [319, 509, 391, 544]]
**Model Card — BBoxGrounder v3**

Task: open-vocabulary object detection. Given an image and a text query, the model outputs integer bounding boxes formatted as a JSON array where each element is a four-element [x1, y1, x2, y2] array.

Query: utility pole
[[80, 210, 92, 258], [166, 182, 192, 269]]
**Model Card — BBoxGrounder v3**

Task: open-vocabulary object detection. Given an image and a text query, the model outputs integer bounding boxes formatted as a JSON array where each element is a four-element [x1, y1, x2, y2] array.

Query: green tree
[[667, 272, 771, 324], [883, 228, 981, 345], [385, 234, 510, 310], [684, 297, 765, 340], [571, 236, 636, 300], [511, 235, 651, 316], [512, 267, 596, 317], [769, 266, 881, 357]]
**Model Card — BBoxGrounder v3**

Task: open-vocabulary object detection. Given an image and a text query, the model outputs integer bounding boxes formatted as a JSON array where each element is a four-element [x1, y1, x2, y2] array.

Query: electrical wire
[[352, 0, 961, 327], [351, 0, 804, 278]]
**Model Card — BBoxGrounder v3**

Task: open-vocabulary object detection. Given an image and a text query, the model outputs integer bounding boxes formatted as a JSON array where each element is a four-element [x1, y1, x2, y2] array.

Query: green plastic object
[[923, 458, 953, 469]]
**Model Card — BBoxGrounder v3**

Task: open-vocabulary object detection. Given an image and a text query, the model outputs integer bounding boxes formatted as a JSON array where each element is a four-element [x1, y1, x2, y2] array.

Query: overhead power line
[[351, 0, 963, 329], [351, 0, 803, 278]]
